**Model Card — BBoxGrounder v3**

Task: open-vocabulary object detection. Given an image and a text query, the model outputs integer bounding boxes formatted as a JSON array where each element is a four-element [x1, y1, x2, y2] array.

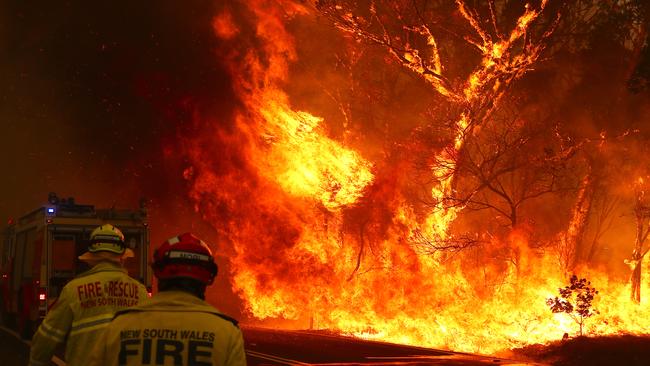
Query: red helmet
[[152, 233, 218, 285]]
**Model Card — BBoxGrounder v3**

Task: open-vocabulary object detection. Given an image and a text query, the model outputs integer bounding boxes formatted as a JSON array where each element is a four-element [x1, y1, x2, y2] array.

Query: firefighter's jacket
[[29, 261, 148, 366], [89, 290, 246, 366]]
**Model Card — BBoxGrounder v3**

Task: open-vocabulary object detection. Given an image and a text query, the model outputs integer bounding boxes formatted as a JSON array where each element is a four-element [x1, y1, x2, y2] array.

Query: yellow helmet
[[88, 224, 126, 255]]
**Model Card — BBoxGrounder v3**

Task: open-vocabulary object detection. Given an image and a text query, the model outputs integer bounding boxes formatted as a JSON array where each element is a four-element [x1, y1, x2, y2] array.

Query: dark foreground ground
[[0, 326, 32, 366], [512, 335, 650, 366], [4, 324, 650, 366], [0, 325, 536, 365], [243, 327, 537, 365]]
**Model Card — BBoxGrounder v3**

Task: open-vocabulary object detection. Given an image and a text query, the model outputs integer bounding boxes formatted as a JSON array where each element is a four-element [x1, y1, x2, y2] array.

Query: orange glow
[[181, 0, 650, 357], [212, 10, 239, 40]]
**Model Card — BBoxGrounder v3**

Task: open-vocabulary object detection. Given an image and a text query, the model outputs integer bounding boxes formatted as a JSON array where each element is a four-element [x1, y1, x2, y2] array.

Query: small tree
[[546, 275, 599, 336]]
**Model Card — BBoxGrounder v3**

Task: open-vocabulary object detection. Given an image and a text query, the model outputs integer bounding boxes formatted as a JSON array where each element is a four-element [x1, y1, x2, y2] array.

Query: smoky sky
[[0, 1, 239, 223], [0, 1, 244, 312]]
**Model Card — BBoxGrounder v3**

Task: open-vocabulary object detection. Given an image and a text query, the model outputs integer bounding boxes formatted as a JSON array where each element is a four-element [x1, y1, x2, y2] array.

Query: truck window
[[123, 232, 142, 280], [52, 235, 75, 276], [49, 235, 77, 298], [48, 228, 92, 275]]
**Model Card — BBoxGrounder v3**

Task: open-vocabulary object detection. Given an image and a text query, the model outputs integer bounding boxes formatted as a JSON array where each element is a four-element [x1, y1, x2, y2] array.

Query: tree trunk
[[510, 205, 517, 228], [566, 166, 594, 271], [579, 319, 584, 336], [631, 256, 642, 303], [630, 194, 647, 303]]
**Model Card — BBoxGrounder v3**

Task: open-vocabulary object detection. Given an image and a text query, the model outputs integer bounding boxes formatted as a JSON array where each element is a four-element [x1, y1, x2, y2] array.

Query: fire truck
[[0, 193, 152, 338]]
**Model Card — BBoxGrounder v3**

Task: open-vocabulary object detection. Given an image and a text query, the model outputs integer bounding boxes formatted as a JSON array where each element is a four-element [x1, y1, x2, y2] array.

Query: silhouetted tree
[[547, 275, 599, 336]]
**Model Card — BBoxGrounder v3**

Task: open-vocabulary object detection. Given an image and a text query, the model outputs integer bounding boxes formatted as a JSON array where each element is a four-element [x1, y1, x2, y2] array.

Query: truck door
[[12, 227, 39, 337], [12, 231, 26, 294]]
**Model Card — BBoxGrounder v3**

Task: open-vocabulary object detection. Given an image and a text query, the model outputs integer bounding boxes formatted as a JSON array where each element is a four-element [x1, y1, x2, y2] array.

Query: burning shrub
[[547, 275, 599, 336]]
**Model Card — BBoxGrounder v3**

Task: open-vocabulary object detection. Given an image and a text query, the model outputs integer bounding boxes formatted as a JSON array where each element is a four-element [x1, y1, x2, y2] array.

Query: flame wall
[[180, 0, 650, 354]]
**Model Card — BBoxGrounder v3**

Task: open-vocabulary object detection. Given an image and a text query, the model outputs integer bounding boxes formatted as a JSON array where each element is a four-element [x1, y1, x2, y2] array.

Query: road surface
[[243, 327, 538, 365], [0, 325, 540, 365]]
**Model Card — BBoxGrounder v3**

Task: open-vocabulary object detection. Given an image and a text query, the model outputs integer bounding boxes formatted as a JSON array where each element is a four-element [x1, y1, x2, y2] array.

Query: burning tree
[[451, 106, 571, 229], [180, 0, 650, 354], [316, 0, 564, 245], [547, 275, 599, 336], [626, 178, 650, 303]]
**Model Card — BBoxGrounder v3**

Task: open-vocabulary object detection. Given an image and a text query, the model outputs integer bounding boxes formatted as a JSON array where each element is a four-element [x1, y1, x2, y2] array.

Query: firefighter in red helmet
[[89, 233, 246, 366]]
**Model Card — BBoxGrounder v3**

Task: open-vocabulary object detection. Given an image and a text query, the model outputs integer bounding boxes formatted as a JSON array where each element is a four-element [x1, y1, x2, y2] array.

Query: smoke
[[0, 1, 242, 314]]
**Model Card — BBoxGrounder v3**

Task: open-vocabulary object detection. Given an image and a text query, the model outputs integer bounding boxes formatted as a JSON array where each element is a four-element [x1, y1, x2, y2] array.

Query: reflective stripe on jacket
[[89, 290, 246, 366], [29, 261, 148, 366]]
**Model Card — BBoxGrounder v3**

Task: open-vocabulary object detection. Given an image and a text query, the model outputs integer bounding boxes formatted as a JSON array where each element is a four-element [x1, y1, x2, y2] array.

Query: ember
[[182, 0, 650, 354]]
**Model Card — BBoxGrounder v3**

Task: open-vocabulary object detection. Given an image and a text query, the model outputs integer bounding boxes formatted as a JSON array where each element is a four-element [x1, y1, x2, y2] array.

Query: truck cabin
[[5, 195, 150, 305]]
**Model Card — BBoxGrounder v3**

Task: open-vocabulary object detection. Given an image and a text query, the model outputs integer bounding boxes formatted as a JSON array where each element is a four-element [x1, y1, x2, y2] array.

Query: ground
[[0, 326, 33, 366], [512, 335, 650, 366]]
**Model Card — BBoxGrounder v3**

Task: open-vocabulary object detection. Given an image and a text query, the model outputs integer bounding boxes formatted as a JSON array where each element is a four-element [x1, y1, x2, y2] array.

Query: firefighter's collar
[[76, 261, 127, 278], [153, 290, 208, 305], [143, 290, 220, 313]]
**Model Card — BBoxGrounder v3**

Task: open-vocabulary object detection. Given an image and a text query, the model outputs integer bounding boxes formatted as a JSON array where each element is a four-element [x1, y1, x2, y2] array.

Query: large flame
[[182, 0, 650, 355], [257, 97, 374, 210]]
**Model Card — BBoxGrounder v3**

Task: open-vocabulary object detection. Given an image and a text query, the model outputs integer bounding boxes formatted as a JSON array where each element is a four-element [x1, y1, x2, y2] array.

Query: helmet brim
[[78, 248, 135, 262]]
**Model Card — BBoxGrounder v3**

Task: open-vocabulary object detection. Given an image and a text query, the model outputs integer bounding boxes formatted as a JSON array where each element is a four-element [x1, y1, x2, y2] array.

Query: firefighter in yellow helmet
[[29, 224, 148, 366], [89, 233, 246, 366]]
